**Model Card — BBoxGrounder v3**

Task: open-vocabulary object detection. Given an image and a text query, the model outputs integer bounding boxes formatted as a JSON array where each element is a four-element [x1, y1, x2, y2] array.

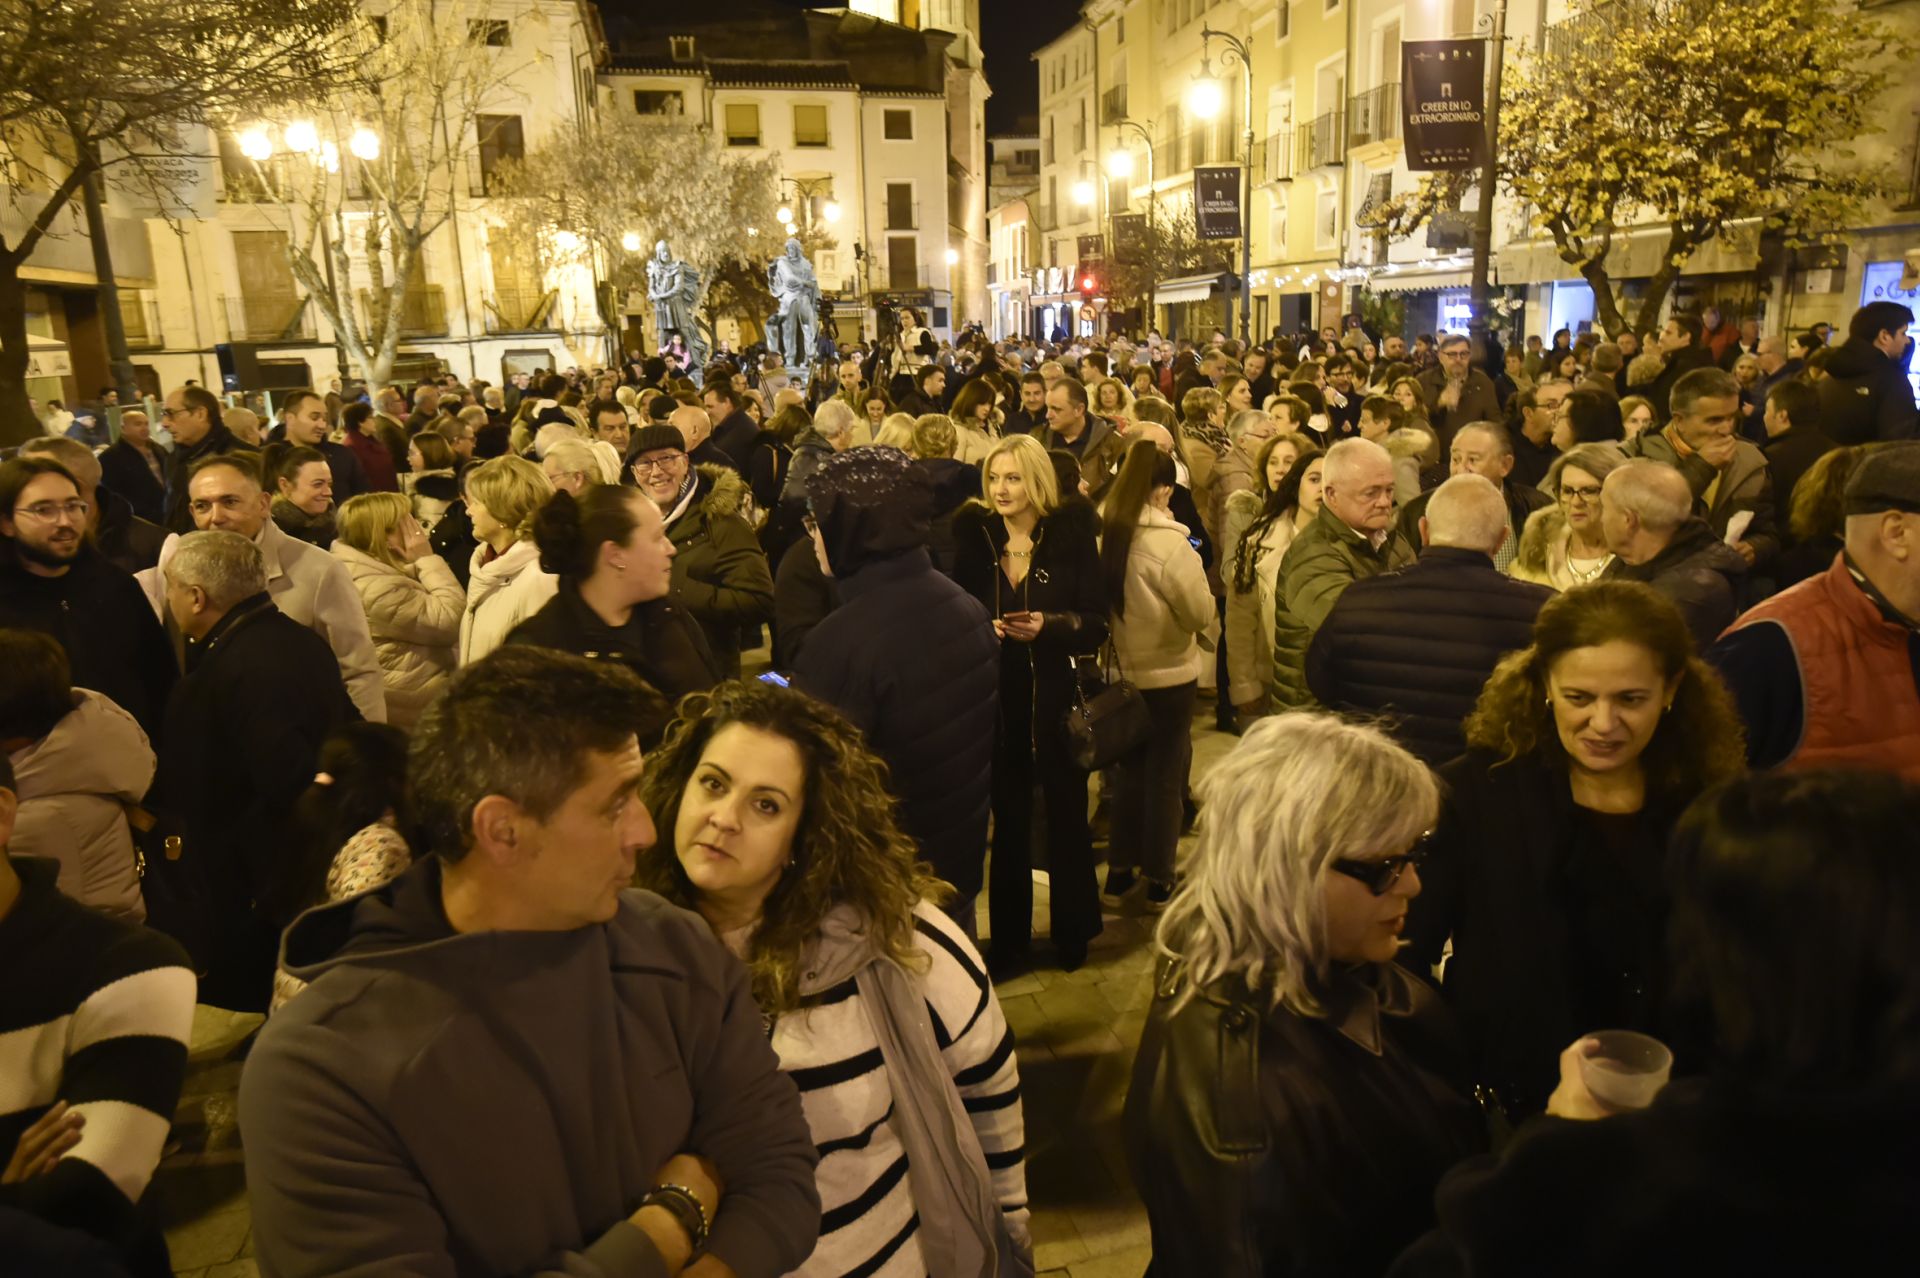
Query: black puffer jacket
[[1305, 547, 1553, 764], [793, 548, 999, 897], [1818, 334, 1919, 445], [507, 580, 718, 737], [1126, 960, 1484, 1278], [1606, 517, 1748, 649]]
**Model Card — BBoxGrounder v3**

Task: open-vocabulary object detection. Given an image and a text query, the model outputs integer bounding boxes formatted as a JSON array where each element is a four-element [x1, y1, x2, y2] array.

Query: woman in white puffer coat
[[330, 493, 467, 730], [456, 455, 558, 666], [1096, 440, 1214, 912], [2, 630, 154, 923]]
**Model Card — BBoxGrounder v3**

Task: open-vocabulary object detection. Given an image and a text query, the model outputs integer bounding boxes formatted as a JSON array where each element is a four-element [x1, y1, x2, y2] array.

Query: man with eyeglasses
[[146, 455, 385, 723], [1271, 438, 1417, 710], [1416, 334, 1503, 451], [0, 456, 177, 744], [1512, 379, 1572, 489], [159, 384, 256, 533]]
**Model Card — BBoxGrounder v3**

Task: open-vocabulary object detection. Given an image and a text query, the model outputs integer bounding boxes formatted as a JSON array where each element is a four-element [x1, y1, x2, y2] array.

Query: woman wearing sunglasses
[[1403, 581, 1746, 1121], [1125, 713, 1485, 1278]]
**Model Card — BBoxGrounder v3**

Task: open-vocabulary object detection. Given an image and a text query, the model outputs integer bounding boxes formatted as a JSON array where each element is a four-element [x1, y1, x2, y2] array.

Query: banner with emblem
[[1402, 40, 1486, 171]]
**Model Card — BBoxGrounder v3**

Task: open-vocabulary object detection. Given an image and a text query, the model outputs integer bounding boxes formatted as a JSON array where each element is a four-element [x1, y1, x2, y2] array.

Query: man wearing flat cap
[[1709, 442, 1920, 778], [791, 446, 999, 937]]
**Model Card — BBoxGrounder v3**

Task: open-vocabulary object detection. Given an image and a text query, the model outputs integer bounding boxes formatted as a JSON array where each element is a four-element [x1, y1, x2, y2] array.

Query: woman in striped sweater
[[638, 681, 1032, 1278]]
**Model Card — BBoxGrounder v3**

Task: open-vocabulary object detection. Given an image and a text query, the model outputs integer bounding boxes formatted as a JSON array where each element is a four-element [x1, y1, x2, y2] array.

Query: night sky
[[754, 0, 1083, 136]]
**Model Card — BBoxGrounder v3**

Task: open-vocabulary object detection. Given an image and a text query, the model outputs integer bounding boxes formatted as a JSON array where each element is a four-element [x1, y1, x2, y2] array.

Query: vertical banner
[[1111, 212, 1147, 259], [1193, 166, 1243, 240], [1402, 40, 1487, 171], [1077, 233, 1107, 263]]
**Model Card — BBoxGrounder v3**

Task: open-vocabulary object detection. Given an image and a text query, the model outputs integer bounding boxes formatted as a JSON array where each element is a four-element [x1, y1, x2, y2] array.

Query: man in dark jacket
[[1037, 378, 1128, 498], [239, 647, 821, 1278], [159, 385, 256, 532], [1817, 300, 1917, 445], [18, 437, 167, 575], [1641, 313, 1715, 428], [1601, 461, 1748, 648], [1001, 372, 1049, 437], [150, 531, 353, 1010], [896, 363, 946, 416], [1309, 476, 1553, 764], [699, 383, 759, 473], [97, 408, 168, 524], [1759, 379, 1836, 518], [793, 448, 999, 936], [278, 390, 370, 501], [0, 457, 177, 745], [1417, 334, 1504, 450]]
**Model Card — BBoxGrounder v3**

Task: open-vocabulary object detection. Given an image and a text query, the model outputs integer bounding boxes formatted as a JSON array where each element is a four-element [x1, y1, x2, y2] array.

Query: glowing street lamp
[[553, 229, 581, 252], [284, 120, 321, 154], [1106, 148, 1134, 179], [237, 127, 274, 162], [621, 230, 642, 252], [1072, 178, 1095, 206], [776, 204, 794, 225], [944, 247, 960, 265], [348, 127, 381, 161], [1187, 62, 1224, 120], [823, 200, 842, 223]]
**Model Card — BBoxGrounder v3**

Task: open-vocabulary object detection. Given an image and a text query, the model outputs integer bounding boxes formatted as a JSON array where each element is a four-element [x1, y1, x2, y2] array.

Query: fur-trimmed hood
[[677, 462, 750, 529], [1383, 425, 1435, 464]]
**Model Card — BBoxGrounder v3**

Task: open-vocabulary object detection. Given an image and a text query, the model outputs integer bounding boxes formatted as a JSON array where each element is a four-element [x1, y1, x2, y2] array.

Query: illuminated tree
[[1362, 0, 1905, 337]]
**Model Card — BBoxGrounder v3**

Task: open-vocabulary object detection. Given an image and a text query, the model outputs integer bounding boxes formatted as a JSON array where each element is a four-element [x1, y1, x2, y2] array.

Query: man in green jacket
[[1272, 438, 1416, 707]]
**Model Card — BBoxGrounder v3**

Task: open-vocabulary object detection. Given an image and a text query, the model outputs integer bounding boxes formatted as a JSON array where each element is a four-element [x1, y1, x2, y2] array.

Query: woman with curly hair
[[635, 681, 1032, 1277], [1403, 580, 1746, 1120]]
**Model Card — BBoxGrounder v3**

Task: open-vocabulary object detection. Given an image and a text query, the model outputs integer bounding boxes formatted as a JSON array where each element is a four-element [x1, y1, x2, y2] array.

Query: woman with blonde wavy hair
[[1404, 580, 1746, 1120], [1125, 713, 1484, 1277], [636, 681, 1032, 1277], [457, 455, 557, 664], [331, 492, 467, 728]]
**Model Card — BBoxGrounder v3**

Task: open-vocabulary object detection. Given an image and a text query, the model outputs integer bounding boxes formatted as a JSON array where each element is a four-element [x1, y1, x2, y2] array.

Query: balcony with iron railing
[[119, 292, 162, 349], [1542, 0, 1659, 61], [1100, 84, 1129, 126], [1347, 83, 1402, 148], [483, 287, 557, 334], [884, 199, 921, 231], [223, 293, 313, 342], [1258, 129, 1296, 184], [360, 284, 448, 337], [1298, 110, 1347, 170]]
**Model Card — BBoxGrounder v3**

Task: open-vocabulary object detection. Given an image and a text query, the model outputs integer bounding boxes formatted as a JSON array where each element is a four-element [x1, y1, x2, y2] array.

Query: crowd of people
[[2, 294, 1917, 1276]]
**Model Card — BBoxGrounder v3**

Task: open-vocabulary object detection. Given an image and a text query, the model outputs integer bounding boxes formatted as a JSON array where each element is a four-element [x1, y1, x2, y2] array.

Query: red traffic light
[[1079, 275, 1097, 292]]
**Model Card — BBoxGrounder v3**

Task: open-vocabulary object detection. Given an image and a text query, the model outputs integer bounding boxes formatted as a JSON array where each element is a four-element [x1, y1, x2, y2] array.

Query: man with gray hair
[[1601, 459, 1748, 647], [1307, 474, 1553, 763], [151, 530, 355, 1010], [1271, 438, 1417, 708]]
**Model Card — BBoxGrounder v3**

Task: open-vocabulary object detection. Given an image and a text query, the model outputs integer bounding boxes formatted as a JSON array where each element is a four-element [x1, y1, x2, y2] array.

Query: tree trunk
[[0, 259, 39, 447]]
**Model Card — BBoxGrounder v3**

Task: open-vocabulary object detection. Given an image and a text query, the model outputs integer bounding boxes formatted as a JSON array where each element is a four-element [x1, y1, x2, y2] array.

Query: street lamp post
[[1108, 118, 1157, 333], [1468, 0, 1510, 353], [1195, 25, 1255, 348]]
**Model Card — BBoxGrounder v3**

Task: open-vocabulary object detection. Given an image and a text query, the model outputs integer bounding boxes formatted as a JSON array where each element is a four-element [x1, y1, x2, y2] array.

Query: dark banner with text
[[1402, 39, 1486, 171], [1193, 166, 1243, 240]]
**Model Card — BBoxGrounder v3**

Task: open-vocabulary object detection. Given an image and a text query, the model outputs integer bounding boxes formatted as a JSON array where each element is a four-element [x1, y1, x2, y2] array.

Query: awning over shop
[[1156, 272, 1229, 305], [24, 332, 71, 380], [1498, 221, 1763, 286], [1370, 268, 1473, 295]]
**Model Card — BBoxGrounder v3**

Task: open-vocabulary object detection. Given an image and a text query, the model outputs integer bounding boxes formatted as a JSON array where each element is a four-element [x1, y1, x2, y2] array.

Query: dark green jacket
[[1271, 504, 1415, 708]]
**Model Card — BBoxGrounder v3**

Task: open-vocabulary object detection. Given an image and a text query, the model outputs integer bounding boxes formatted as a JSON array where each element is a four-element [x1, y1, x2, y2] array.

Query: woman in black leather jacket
[[1124, 713, 1485, 1276], [953, 434, 1108, 972]]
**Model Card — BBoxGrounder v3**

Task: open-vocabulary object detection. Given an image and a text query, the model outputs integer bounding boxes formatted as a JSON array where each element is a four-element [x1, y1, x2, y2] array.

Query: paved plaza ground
[[156, 709, 1240, 1278]]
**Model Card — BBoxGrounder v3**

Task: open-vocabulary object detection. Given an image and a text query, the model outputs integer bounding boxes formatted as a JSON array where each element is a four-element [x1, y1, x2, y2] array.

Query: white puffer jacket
[[329, 543, 467, 729], [1108, 505, 1214, 690], [9, 690, 155, 922], [458, 537, 557, 666]]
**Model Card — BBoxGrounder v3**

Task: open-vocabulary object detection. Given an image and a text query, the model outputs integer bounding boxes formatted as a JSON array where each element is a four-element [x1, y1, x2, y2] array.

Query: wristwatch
[[641, 1183, 710, 1251]]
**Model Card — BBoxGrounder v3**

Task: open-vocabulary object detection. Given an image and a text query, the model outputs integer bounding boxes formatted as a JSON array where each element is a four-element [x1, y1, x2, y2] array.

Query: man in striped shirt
[[0, 752, 197, 1272]]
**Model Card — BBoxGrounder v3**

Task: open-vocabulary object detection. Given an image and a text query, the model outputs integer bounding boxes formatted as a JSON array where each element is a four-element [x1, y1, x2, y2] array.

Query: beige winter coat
[[458, 537, 557, 666], [1108, 505, 1214, 690], [9, 689, 155, 923], [329, 543, 467, 729], [1221, 492, 1304, 707]]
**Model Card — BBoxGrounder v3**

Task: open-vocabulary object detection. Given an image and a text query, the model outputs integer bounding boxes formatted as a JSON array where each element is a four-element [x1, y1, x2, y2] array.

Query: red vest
[[1726, 554, 1920, 779]]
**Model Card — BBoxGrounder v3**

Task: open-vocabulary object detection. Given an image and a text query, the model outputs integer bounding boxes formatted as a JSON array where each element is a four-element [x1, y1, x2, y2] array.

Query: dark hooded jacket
[[93, 488, 168, 574], [1606, 517, 1749, 649], [1818, 335, 1919, 445], [507, 580, 718, 733], [664, 465, 775, 678], [792, 450, 999, 899], [238, 858, 820, 1278], [917, 455, 982, 576], [98, 440, 168, 524]]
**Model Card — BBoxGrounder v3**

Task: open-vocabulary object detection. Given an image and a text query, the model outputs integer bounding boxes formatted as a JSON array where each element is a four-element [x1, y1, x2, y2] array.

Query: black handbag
[[1065, 648, 1152, 772]]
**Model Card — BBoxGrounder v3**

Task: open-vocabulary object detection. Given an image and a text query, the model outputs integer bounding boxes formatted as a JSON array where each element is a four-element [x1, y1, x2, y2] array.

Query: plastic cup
[[1577, 1029, 1673, 1113]]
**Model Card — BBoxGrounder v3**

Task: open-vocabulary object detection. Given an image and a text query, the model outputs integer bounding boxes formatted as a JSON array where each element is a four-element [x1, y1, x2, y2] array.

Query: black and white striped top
[[0, 858, 195, 1229], [773, 902, 1027, 1278]]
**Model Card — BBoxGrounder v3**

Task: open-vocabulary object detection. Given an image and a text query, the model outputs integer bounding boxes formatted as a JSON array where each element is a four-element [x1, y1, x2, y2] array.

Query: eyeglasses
[[13, 499, 90, 523], [1330, 837, 1431, 896], [1559, 483, 1604, 504], [630, 453, 687, 474]]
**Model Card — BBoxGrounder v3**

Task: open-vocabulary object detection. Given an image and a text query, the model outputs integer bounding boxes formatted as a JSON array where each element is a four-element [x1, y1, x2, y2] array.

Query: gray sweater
[[239, 858, 820, 1278]]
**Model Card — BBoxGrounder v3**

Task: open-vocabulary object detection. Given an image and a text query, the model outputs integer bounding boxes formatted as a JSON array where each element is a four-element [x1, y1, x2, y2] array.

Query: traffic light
[[1078, 270, 1100, 297]]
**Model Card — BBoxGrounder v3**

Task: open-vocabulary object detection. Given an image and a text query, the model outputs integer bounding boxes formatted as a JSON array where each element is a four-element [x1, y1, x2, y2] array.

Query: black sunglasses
[[1329, 837, 1431, 896]]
